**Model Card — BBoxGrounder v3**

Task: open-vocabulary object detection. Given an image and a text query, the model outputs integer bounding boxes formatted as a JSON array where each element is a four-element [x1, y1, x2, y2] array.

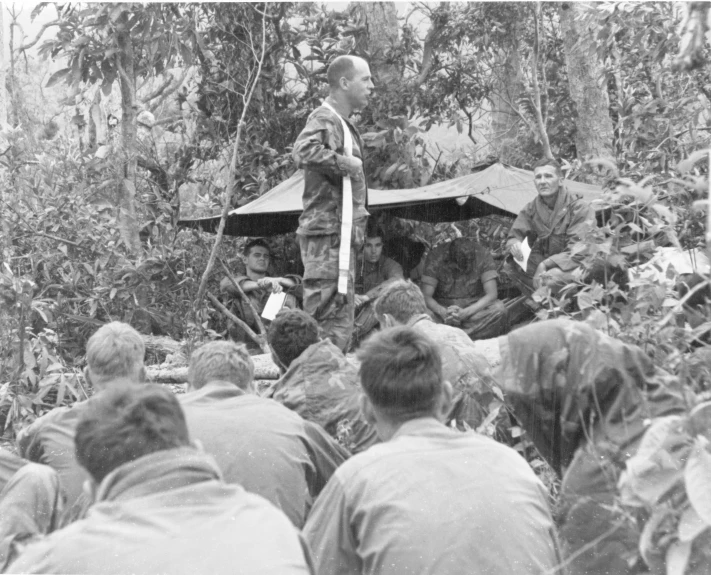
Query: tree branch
[[17, 20, 59, 52], [206, 292, 269, 353], [531, 2, 554, 159]]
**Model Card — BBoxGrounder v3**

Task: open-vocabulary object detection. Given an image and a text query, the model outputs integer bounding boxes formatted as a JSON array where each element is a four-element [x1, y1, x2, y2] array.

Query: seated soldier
[[351, 222, 404, 349], [374, 280, 502, 432], [180, 340, 349, 528], [504, 158, 595, 296], [304, 327, 561, 575], [16, 322, 148, 510], [6, 385, 311, 574], [420, 237, 508, 340], [266, 309, 378, 454], [220, 239, 301, 343], [492, 319, 689, 575]]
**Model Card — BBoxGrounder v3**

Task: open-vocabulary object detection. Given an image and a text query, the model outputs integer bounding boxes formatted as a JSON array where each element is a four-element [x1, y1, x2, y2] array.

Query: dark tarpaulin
[[178, 162, 604, 237]]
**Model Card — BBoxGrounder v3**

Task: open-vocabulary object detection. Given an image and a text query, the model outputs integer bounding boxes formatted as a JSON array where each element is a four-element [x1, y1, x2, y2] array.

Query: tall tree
[[351, 2, 399, 85], [559, 2, 614, 164]]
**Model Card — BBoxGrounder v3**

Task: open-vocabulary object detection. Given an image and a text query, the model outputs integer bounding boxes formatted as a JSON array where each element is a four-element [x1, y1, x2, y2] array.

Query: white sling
[[322, 101, 353, 295]]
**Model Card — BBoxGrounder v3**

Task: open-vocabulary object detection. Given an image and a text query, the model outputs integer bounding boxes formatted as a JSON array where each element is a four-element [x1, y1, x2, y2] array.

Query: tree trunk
[[0, 6, 6, 128], [116, 13, 141, 254], [351, 2, 399, 85], [489, 4, 525, 164], [559, 2, 615, 165]]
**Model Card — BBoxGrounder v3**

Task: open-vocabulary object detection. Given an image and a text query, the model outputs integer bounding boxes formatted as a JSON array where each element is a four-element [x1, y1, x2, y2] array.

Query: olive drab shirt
[[0, 449, 27, 493], [179, 381, 349, 529], [304, 418, 561, 575], [7, 449, 312, 575], [421, 239, 498, 305], [506, 186, 595, 275], [292, 105, 369, 237], [265, 340, 378, 454]]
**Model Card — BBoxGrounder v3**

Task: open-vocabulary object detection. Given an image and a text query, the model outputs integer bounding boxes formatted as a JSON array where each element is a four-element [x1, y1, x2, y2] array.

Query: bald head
[[326, 55, 374, 113], [327, 56, 362, 89]]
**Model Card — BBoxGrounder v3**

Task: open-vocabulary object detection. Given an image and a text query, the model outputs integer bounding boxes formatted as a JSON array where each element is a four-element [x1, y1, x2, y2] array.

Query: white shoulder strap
[[322, 101, 353, 295]]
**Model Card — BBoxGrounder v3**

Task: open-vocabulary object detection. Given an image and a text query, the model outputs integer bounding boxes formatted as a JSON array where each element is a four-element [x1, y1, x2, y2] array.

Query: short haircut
[[358, 326, 443, 420], [532, 157, 563, 176], [86, 322, 145, 380], [75, 384, 190, 483], [268, 309, 319, 368], [365, 219, 386, 241], [374, 280, 428, 324], [188, 341, 254, 390], [327, 55, 360, 89], [244, 238, 271, 257]]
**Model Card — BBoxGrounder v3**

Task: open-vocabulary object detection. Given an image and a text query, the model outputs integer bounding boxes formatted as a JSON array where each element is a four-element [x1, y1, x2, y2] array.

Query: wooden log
[[146, 353, 280, 384]]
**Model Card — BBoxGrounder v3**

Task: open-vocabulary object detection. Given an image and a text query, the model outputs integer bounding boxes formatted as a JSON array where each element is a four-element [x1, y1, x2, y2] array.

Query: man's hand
[[509, 241, 524, 261], [354, 294, 370, 308], [257, 277, 284, 294], [444, 305, 464, 326], [338, 156, 364, 181], [533, 263, 549, 290]]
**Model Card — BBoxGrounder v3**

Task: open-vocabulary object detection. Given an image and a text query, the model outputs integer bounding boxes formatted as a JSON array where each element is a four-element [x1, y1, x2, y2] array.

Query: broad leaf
[[678, 505, 709, 543], [665, 541, 692, 575], [685, 439, 711, 525], [46, 68, 71, 88]]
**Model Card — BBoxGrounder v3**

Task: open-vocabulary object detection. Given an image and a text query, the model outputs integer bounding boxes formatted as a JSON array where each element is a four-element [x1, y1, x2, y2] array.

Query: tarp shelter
[[178, 162, 605, 237]]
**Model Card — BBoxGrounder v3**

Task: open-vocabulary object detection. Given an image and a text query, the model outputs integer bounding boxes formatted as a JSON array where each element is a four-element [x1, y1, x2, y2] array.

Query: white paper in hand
[[515, 237, 531, 271], [261, 292, 287, 321]]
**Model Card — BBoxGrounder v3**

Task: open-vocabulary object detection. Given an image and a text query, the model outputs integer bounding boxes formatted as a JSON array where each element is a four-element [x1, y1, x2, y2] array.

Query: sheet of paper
[[261, 291, 287, 321], [514, 237, 531, 271]]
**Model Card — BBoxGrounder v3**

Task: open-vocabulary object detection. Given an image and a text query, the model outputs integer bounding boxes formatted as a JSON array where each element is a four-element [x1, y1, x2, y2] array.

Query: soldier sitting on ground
[[351, 221, 404, 349], [420, 237, 508, 340], [6, 384, 312, 574], [220, 238, 301, 344], [180, 340, 349, 528], [266, 308, 378, 454]]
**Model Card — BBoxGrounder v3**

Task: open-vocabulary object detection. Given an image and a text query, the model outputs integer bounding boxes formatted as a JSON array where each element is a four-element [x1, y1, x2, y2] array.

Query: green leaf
[[46, 68, 71, 88], [678, 505, 709, 542], [685, 438, 711, 525], [665, 540, 692, 575]]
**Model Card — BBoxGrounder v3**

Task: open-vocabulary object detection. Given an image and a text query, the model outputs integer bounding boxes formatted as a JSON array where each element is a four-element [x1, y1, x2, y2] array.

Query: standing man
[[505, 158, 595, 295], [293, 55, 374, 351]]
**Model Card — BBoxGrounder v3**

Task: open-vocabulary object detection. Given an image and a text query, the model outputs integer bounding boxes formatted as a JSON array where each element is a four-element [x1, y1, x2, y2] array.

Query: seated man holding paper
[[504, 158, 595, 296], [220, 239, 301, 343], [420, 237, 508, 340]]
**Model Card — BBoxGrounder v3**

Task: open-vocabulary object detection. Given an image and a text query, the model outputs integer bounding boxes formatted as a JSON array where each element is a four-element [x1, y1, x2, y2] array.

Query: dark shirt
[[355, 255, 404, 297]]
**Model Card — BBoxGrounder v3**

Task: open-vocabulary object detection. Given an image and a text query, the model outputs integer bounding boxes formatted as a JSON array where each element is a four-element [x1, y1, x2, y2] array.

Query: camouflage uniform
[[407, 314, 504, 434], [498, 319, 688, 575], [351, 254, 404, 349], [421, 238, 508, 340], [293, 105, 369, 351], [504, 186, 595, 295], [219, 272, 301, 344], [264, 339, 378, 455]]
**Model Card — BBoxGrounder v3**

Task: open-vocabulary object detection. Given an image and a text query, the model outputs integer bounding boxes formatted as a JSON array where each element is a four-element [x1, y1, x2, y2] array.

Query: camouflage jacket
[[355, 255, 404, 297], [293, 105, 369, 236], [499, 319, 688, 477], [265, 339, 378, 454], [421, 239, 498, 306], [408, 314, 502, 431], [506, 187, 595, 274]]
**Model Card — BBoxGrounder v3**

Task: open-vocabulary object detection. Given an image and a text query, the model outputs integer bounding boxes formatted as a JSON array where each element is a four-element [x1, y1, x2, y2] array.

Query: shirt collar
[[391, 417, 453, 441]]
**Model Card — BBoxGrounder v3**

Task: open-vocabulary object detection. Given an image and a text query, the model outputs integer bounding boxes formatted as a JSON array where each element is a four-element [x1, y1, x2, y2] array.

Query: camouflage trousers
[[431, 299, 509, 341], [298, 232, 362, 352]]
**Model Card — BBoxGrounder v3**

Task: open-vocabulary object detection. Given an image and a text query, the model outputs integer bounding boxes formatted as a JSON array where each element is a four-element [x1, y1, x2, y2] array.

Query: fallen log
[[146, 353, 280, 384]]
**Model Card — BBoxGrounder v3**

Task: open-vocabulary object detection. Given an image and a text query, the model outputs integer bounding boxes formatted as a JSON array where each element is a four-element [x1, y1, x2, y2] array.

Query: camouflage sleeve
[[420, 244, 447, 287], [292, 112, 351, 178], [507, 205, 535, 246], [546, 200, 596, 271], [476, 246, 499, 284]]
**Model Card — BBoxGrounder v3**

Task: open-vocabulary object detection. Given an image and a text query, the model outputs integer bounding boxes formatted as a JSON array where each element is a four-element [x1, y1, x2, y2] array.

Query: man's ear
[[359, 394, 377, 426], [270, 350, 287, 374], [438, 380, 454, 421], [378, 313, 396, 329], [137, 365, 148, 384], [83, 366, 93, 387]]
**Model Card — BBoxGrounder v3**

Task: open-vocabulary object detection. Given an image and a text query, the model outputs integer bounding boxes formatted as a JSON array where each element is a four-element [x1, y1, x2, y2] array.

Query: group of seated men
[[0, 271, 700, 574], [222, 158, 597, 351]]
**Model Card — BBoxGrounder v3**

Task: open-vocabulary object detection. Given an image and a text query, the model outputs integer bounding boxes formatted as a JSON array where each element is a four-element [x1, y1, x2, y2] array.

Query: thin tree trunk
[[116, 13, 141, 254], [489, 4, 525, 164], [531, 3, 553, 161], [352, 2, 399, 85], [559, 2, 615, 165], [0, 5, 6, 128]]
